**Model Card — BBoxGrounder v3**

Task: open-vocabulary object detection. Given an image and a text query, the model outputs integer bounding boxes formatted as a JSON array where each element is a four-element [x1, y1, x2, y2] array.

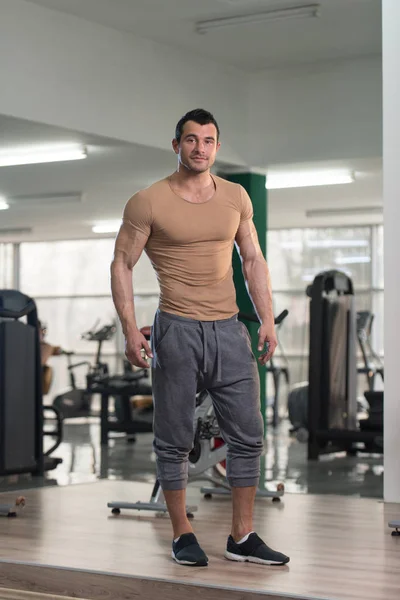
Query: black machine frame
[[307, 270, 383, 460], [0, 290, 62, 476]]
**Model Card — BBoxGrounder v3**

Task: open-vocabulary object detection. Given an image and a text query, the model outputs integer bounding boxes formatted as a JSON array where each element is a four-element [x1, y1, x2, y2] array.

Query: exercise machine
[[91, 325, 153, 444], [91, 371, 154, 446], [288, 306, 385, 447], [356, 311, 384, 391], [306, 270, 382, 459], [0, 289, 62, 480], [107, 311, 287, 518], [52, 321, 116, 418]]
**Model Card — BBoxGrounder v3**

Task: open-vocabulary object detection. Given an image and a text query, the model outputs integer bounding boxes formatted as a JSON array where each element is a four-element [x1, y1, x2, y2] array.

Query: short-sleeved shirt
[[120, 174, 253, 321]]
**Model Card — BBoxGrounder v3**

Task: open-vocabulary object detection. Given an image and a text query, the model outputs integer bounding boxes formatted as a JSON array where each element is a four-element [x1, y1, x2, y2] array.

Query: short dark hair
[[175, 108, 220, 143]]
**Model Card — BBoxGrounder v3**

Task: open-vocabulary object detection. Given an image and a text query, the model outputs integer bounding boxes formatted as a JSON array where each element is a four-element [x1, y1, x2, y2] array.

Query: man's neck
[[171, 168, 213, 190]]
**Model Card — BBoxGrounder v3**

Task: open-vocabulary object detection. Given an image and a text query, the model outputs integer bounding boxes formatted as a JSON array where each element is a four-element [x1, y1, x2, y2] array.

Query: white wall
[[0, 0, 247, 166], [383, 0, 400, 504], [248, 57, 382, 166]]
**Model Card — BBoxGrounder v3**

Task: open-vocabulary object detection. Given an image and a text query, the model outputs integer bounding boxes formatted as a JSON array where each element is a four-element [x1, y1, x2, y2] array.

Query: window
[[268, 226, 382, 387], [269, 227, 372, 291], [0, 243, 14, 288], [18, 239, 160, 398], [7, 226, 383, 393], [20, 239, 116, 296]]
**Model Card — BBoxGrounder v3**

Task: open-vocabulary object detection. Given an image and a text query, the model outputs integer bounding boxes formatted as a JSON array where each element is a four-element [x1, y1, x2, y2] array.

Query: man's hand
[[257, 323, 277, 365], [125, 328, 153, 368]]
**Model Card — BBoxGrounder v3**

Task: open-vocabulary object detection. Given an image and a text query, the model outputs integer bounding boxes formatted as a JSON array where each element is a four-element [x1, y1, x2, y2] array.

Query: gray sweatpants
[[151, 309, 264, 491]]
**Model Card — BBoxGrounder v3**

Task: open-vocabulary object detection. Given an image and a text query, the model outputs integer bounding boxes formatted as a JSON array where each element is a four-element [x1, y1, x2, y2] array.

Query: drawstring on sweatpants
[[200, 321, 222, 382], [213, 321, 222, 382], [200, 321, 207, 374]]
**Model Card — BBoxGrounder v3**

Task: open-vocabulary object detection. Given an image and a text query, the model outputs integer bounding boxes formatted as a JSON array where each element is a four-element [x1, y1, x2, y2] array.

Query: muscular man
[[111, 108, 289, 568]]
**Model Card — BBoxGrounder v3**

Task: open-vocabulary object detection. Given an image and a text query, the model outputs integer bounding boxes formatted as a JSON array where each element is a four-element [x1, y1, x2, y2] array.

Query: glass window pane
[[36, 297, 117, 354], [372, 291, 384, 356], [268, 227, 372, 291], [268, 230, 304, 291], [134, 294, 159, 328], [114, 294, 160, 354], [133, 254, 160, 294], [285, 357, 310, 387], [373, 225, 384, 288], [355, 291, 372, 313], [273, 292, 310, 356], [20, 239, 116, 296], [0, 243, 14, 288]]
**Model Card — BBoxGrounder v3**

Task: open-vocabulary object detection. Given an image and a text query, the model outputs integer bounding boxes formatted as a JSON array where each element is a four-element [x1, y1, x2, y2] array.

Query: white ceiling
[[25, 0, 381, 71], [0, 115, 382, 242]]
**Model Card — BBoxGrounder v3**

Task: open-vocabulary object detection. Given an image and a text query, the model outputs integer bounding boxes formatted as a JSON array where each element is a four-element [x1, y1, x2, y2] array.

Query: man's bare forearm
[[242, 256, 274, 325], [111, 260, 138, 337]]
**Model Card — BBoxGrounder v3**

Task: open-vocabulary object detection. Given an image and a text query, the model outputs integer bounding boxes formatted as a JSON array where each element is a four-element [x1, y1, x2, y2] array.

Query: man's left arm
[[235, 219, 277, 364]]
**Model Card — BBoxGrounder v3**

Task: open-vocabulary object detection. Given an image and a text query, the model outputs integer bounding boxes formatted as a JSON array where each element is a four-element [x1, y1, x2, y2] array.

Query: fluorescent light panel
[[196, 4, 319, 33], [306, 239, 368, 248], [92, 221, 121, 234], [0, 144, 87, 167], [281, 240, 369, 250], [0, 196, 9, 210], [335, 256, 371, 265], [306, 206, 383, 218], [266, 170, 354, 190]]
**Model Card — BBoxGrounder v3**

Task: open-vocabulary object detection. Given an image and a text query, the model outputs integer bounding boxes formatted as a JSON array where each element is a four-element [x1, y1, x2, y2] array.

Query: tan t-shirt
[[121, 174, 253, 321]]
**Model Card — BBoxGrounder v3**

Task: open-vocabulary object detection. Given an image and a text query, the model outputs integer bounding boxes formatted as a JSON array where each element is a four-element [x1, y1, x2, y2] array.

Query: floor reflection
[[0, 418, 383, 499]]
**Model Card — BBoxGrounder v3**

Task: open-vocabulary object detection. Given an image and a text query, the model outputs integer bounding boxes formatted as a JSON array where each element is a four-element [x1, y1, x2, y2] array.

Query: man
[[111, 108, 289, 568]]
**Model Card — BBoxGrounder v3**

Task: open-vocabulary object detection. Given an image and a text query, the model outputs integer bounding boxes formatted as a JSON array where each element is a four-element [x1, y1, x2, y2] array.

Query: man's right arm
[[110, 223, 152, 368]]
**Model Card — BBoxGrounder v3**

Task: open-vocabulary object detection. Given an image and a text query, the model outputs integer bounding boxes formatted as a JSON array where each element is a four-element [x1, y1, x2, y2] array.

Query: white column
[[383, 0, 400, 503]]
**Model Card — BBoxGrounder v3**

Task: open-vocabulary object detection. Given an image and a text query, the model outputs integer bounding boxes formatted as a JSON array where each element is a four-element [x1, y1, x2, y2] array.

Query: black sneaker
[[225, 532, 289, 566], [172, 533, 208, 567]]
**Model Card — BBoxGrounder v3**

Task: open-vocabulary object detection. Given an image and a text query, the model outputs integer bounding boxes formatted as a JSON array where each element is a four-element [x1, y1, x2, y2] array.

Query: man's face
[[173, 121, 220, 173]]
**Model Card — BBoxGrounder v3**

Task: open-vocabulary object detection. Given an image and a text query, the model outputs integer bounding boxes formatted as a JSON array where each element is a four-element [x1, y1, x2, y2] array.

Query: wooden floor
[[0, 480, 399, 600]]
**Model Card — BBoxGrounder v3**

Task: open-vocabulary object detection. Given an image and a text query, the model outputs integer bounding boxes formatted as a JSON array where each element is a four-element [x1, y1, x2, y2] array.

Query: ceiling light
[[0, 144, 87, 167], [306, 240, 369, 248], [0, 196, 9, 210], [280, 241, 303, 250], [306, 206, 383, 218], [92, 221, 121, 234], [266, 170, 354, 190], [280, 240, 369, 250], [196, 4, 319, 34], [335, 256, 371, 265]]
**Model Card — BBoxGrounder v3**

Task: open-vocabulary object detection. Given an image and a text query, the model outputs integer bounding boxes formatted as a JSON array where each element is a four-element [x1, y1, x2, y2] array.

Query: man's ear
[[172, 138, 179, 155]]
